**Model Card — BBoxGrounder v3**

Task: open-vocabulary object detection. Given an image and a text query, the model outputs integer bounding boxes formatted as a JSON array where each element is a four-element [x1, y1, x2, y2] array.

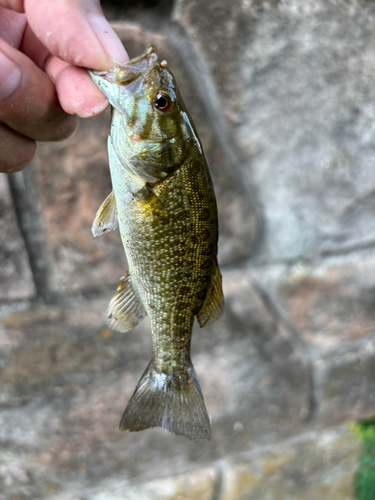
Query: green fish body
[[89, 46, 224, 442]]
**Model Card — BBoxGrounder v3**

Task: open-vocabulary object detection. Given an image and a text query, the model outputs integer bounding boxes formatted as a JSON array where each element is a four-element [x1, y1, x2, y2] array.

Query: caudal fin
[[119, 360, 211, 442]]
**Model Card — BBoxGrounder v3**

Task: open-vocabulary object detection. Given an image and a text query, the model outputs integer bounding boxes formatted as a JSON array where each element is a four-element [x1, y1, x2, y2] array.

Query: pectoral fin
[[132, 184, 168, 220], [197, 263, 224, 327], [107, 272, 147, 332], [92, 191, 118, 237]]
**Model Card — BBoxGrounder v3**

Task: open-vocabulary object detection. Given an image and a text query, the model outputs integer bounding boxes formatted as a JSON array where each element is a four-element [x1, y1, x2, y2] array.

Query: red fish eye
[[153, 92, 173, 113]]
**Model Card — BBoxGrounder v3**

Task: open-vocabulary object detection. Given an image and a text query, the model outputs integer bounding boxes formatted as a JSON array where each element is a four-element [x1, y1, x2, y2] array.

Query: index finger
[[24, 0, 128, 70]]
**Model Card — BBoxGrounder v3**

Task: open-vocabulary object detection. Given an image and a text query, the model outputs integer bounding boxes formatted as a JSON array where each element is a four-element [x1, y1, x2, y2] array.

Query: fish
[[89, 45, 224, 442]]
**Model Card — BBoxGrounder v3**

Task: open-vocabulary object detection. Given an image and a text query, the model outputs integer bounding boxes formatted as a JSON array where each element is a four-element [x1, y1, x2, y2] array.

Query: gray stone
[[315, 337, 375, 427], [47, 426, 360, 500], [175, 0, 375, 263], [219, 425, 360, 500], [50, 466, 217, 500], [224, 268, 311, 414], [259, 252, 375, 425], [272, 252, 375, 350], [8, 167, 55, 299], [0, 174, 35, 300]]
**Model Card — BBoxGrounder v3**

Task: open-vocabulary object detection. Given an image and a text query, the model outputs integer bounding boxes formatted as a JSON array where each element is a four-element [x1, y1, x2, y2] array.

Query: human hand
[[0, 0, 129, 173]]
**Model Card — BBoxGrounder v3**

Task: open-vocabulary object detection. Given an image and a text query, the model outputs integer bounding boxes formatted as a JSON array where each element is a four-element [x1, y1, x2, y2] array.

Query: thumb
[[24, 0, 128, 70]]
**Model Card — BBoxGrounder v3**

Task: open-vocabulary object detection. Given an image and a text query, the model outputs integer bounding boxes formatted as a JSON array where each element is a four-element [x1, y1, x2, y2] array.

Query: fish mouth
[[90, 45, 158, 86]]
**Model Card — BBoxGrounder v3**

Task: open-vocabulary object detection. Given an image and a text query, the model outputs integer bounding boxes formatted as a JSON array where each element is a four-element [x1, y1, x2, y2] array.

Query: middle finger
[[0, 37, 76, 142]]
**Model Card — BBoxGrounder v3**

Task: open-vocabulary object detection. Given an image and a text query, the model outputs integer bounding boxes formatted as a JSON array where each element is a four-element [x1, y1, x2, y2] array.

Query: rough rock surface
[[175, 0, 375, 262], [219, 426, 360, 500]]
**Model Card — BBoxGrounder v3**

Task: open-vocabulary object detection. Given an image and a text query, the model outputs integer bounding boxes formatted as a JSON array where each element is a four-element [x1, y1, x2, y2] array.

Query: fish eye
[[153, 92, 174, 113]]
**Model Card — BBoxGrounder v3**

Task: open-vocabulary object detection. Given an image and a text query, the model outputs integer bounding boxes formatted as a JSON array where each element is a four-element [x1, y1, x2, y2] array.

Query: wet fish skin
[[89, 45, 224, 442]]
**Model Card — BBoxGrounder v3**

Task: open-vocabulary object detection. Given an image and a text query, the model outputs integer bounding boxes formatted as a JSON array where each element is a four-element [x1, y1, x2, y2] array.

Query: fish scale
[[89, 45, 224, 441]]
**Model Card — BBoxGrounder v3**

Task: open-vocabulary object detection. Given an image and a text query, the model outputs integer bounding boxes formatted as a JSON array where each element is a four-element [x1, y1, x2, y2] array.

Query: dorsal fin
[[107, 272, 147, 332], [92, 191, 118, 237], [197, 263, 224, 327]]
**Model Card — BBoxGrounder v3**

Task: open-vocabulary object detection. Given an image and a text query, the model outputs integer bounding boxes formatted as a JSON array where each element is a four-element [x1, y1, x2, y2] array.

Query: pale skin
[[0, 0, 129, 173]]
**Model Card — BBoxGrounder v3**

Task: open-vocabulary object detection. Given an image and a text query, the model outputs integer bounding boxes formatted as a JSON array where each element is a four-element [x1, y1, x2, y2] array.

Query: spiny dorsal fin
[[107, 272, 147, 332], [92, 191, 118, 237], [197, 263, 224, 327]]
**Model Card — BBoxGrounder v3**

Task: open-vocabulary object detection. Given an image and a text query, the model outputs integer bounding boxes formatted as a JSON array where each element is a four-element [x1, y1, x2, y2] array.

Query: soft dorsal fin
[[92, 191, 118, 237], [107, 272, 147, 332], [197, 263, 224, 327]]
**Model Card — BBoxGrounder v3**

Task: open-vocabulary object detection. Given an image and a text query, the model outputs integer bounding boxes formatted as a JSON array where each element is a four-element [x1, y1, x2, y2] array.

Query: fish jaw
[[88, 45, 158, 112]]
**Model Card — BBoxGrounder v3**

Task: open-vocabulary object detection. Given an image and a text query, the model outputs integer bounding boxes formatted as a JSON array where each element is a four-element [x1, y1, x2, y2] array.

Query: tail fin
[[119, 360, 211, 442]]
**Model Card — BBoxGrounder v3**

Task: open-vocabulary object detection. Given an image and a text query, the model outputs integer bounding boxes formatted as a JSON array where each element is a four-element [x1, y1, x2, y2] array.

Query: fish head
[[89, 45, 199, 181]]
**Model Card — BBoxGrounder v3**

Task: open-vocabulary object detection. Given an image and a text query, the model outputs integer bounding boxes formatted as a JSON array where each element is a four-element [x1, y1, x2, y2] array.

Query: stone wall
[[1, 0, 375, 498]]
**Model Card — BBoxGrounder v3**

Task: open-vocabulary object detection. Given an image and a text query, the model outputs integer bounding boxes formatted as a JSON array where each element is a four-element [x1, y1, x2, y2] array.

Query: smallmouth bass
[[89, 45, 224, 442]]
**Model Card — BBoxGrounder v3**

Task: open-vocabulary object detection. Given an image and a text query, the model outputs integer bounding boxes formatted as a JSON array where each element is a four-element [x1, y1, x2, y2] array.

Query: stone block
[[175, 0, 375, 262], [263, 252, 375, 425], [0, 174, 35, 301], [219, 426, 360, 500], [70, 467, 217, 500], [223, 268, 311, 407], [315, 338, 375, 427], [273, 252, 375, 350]]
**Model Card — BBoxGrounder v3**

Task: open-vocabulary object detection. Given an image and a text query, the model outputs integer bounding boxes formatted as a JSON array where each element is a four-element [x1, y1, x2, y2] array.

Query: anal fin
[[197, 263, 224, 327], [107, 272, 147, 332], [92, 191, 118, 237]]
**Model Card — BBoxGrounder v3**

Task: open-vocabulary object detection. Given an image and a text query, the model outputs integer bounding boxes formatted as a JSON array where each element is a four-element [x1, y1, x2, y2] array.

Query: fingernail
[[80, 98, 109, 118], [89, 15, 128, 65], [0, 52, 21, 101]]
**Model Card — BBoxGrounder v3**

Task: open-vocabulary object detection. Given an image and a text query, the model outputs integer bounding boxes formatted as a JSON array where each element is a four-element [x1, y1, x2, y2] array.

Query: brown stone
[[274, 252, 375, 350], [266, 252, 375, 425], [33, 110, 127, 293]]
